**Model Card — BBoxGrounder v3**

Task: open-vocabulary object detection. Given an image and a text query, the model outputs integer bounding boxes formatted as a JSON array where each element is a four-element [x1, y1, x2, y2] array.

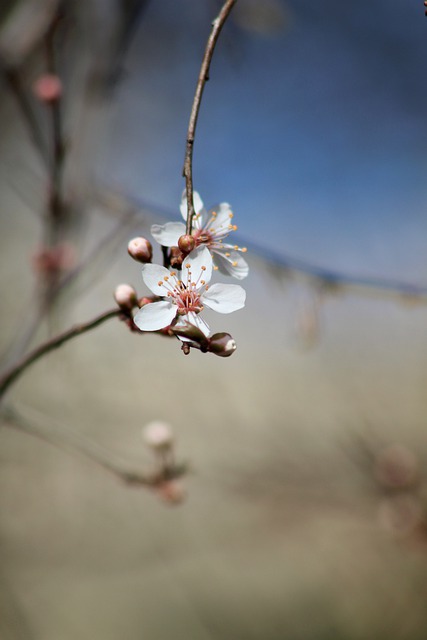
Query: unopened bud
[[33, 74, 62, 103], [156, 480, 186, 505], [208, 333, 237, 357], [178, 234, 196, 255], [170, 246, 184, 268], [127, 237, 153, 263], [114, 284, 138, 310], [143, 421, 174, 451]]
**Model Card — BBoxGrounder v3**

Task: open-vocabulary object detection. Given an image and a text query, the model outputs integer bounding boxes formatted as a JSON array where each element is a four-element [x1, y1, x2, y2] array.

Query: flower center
[[160, 267, 208, 316], [193, 228, 213, 246]]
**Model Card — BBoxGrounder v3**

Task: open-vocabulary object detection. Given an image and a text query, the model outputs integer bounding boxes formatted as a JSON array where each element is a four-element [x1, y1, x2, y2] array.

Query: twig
[[2, 67, 50, 168], [183, 0, 236, 235], [1, 404, 187, 487], [0, 308, 123, 400]]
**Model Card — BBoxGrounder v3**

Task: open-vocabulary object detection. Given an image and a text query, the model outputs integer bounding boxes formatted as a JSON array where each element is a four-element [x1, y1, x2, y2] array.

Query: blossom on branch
[[151, 191, 249, 280], [133, 246, 246, 336]]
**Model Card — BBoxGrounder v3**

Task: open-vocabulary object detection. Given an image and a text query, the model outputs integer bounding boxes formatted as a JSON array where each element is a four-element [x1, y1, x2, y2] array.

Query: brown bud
[[208, 333, 237, 357], [169, 246, 184, 268], [33, 74, 62, 103], [114, 284, 138, 311], [178, 234, 196, 255], [127, 237, 153, 263]]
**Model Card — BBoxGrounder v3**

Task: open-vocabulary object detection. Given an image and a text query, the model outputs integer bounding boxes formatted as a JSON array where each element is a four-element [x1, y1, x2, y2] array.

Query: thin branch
[[2, 67, 50, 168], [0, 308, 123, 400], [183, 0, 236, 235], [1, 404, 187, 487]]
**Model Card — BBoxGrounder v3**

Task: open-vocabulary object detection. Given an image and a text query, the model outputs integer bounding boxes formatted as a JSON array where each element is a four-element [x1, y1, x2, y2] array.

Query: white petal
[[202, 283, 246, 313], [133, 301, 176, 331], [181, 246, 212, 288], [141, 263, 175, 295], [207, 202, 233, 234], [151, 222, 185, 247], [180, 190, 206, 227], [212, 250, 249, 280], [175, 312, 210, 341]]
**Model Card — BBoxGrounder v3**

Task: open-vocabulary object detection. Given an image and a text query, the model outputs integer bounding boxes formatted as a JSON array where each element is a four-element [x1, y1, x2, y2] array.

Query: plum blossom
[[133, 246, 246, 336], [151, 191, 249, 280]]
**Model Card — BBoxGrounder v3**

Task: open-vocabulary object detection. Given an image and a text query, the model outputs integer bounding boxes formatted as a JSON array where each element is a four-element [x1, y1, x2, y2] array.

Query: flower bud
[[33, 74, 62, 103], [169, 246, 184, 268], [178, 234, 196, 255], [208, 333, 237, 357], [127, 237, 153, 263], [156, 480, 186, 505], [114, 284, 138, 311], [143, 421, 174, 451]]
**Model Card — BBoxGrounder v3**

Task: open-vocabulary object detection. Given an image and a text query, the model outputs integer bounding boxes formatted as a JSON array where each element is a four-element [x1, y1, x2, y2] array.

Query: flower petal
[[181, 246, 212, 288], [141, 263, 175, 295], [212, 250, 249, 280], [175, 311, 210, 341], [202, 283, 246, 313], [133, 300, 176, 331], [151, 222, 185, 247], [208, 202, 233, 234], [180, 190, 206, 227]]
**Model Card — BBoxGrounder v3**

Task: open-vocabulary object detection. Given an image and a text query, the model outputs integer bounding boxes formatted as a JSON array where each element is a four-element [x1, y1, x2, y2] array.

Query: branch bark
[[0, 308, 123, 400], [183, 0, 236, 235]]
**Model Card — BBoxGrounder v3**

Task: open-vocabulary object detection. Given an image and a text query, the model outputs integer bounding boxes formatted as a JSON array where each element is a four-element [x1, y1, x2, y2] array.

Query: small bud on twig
[[169, 246, 184, 269], [178, 234, 196, 255], [208, 332, 237, 357], [127, 237, 153, 263], [33, 73, 62, 103], [143, 421, 174, 451], [114, 284, 138, 311]]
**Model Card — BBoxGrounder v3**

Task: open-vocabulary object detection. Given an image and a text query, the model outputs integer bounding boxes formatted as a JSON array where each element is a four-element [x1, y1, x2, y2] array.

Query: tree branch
[[0, 308, 123, 400], [183, 0, 236, 235]]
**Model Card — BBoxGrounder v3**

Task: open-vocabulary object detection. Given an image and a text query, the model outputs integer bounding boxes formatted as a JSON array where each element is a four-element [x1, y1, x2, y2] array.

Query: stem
[[3, 67, 50, 168], [183, 0, 236, 235], [1, 404, 187, 487], [0, 308, 123, 400], [44, 13, 66, 249]]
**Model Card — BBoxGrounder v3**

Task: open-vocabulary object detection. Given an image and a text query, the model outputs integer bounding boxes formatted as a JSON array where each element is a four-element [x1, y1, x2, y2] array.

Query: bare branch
[[0, 308, 124, 400], [183, 0, 236, 235]]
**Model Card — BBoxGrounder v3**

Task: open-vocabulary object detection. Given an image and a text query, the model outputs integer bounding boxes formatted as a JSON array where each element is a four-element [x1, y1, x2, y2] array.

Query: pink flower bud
[[33, 74, 62, 103], [114, 284, 138, 310], [375, 444, 419, 490], [127, 237, 153, 263], [178, 234, 196, 255], [156, 480, 186, 505], [143, 421, 174, 451], [208, 333, 237, 357]]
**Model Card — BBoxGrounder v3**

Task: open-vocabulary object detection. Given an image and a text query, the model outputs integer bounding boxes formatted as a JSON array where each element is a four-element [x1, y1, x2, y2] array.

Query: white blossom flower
[[133, 246, 246, 336], [151, 191, 249, 280]]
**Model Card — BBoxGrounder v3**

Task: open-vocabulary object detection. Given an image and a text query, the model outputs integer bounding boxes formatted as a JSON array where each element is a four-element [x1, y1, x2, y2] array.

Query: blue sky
[[103, 0, 427, 285]]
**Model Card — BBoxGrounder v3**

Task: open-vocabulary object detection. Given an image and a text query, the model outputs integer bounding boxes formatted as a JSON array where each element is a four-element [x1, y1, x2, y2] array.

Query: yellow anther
[[170, 271, 176, 277], [232, 261, 238, 267], [225, 252, 231, 257], [185, 263, 191, 268], [234, 245, 239, 250], [228, 224, 234, 230], [213, 265, 218, 271], [212, 211, 217, 217], [200, 280, 205, 285], [210, 228, 215, 232], [233, 225, 238, 231], [242, 247, 247, 253], [158, 281, 163, 286], [164, 275, 169, 281], [201, 265, 206, 271], [229, 213, 234, 218]]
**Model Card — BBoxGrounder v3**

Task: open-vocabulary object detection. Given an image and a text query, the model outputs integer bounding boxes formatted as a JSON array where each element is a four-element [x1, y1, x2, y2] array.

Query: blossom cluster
[[118, 191, 248, 356]]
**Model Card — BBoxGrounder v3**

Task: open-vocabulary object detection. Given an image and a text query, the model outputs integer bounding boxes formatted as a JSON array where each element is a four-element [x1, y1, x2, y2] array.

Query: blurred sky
[[102, 0, 427, 286]]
